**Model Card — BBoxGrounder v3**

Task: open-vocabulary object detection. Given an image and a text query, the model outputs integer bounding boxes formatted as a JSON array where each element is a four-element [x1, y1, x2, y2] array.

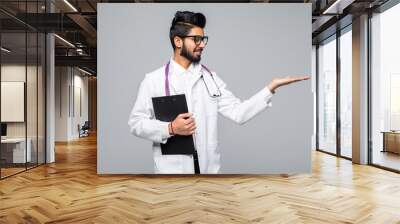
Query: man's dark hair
[[169, 11, 206, 50]]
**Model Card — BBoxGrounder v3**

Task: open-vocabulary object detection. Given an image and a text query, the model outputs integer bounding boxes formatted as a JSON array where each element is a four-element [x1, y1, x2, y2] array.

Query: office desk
[[381, 131, 400, 154], [1, 138, 32, 164]]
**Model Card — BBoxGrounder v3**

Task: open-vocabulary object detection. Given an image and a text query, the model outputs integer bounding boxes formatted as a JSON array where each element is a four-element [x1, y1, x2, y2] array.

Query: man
[[128, 11, 310, 174]]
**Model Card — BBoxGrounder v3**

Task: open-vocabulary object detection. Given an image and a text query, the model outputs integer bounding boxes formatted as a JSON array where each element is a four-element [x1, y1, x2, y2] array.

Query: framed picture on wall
[[1, 81, 25, 122]]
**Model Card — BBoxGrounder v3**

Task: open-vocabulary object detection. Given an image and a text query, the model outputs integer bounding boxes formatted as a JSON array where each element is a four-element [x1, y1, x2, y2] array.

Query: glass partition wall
[[317, 35, 337, 155], [316, 26, 353, 160], [370, 2, 400, 172], [0, 1, 46, 179], [316, 0, 400, 172], [339, 27, 352, 159]]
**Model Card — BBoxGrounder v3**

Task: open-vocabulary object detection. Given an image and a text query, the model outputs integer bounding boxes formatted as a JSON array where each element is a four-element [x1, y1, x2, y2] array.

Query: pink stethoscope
[[164, 61, 222, 97]]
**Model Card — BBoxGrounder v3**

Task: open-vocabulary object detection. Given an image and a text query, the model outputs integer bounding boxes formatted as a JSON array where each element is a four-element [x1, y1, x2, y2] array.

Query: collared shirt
[[169, 57, 202, 95]]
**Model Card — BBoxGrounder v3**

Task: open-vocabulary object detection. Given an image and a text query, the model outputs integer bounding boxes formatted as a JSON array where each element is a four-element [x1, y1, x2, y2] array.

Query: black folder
[[151, 94, 196, 155]]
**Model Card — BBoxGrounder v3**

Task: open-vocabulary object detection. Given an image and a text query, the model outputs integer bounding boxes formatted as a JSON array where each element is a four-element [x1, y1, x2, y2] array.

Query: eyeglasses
[[179, 35, 208, 45]]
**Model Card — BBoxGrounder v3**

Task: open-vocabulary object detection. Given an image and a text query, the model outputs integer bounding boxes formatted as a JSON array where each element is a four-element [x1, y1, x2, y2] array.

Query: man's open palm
[[267, 75, 310, 93]]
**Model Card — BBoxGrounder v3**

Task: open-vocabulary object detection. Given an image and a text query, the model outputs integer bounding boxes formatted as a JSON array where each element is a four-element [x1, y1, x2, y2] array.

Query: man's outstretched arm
[[216, 73, 310, 125]]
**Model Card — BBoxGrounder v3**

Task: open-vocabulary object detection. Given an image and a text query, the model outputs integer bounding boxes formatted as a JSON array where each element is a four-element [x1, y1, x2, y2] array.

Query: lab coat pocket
[[208, 95, 219, 104], [207, 141, 219, 153], [153, 151, 183, 174], [205, 113, 218, 147], [207, 141, 221, 173], [204, 96, 218, 116]]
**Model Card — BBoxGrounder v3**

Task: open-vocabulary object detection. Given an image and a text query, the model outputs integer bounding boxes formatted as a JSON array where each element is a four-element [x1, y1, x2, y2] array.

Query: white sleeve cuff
[[160, 121, 172, 144], [255, 87, 273, 107]]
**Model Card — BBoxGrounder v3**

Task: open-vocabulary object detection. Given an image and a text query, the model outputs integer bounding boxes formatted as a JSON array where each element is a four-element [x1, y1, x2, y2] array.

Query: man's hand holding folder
[[152, 94, 196, 155], [169, 113, 197, 136]]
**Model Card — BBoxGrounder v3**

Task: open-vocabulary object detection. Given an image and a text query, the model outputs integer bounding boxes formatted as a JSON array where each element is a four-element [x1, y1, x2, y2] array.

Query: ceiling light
[[323, 0, 343, 14], [78, 67, 93, 76], [63, 0, 78, 12], [1, 47, 11, 53], [54, 34, 75, 48]]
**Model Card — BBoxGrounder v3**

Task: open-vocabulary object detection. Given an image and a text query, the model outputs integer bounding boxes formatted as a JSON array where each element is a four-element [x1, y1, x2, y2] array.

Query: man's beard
[[180, 44, 202, 64]]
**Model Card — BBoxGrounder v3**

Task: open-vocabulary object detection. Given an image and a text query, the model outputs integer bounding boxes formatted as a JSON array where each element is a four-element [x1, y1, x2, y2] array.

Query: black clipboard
[[151, 94, 196, 155]]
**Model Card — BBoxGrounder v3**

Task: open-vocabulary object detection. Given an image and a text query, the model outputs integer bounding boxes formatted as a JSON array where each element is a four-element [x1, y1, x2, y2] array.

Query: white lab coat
[[128, 58, 273, 174]]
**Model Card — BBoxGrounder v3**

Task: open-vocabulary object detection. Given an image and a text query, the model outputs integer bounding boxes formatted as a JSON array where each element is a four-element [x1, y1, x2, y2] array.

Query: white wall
[[55, 67, 89, 141], [55, 66, 69, 141], [72, 72, 89, 138]]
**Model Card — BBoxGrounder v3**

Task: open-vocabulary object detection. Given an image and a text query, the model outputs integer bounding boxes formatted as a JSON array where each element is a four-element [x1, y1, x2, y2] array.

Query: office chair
[[79, 121, 90, 138]]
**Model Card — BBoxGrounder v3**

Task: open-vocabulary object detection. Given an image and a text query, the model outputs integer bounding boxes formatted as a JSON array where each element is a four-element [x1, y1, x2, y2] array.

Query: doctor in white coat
[[128, 11, 310, 174]]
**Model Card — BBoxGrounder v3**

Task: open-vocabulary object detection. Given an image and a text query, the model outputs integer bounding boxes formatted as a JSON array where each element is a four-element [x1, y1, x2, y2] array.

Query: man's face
[[178, 27, 206, 64]]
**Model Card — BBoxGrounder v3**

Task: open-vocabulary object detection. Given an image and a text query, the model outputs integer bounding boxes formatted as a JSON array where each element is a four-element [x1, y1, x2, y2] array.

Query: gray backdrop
[[98, 3, 313, 174]]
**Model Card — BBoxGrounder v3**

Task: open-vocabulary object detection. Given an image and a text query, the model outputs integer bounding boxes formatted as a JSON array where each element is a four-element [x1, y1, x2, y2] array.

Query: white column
[[46, 1, 56, 163], [352, 14, 369, 164], [46, 32, 55, 163], [312, 45, 317, 151]]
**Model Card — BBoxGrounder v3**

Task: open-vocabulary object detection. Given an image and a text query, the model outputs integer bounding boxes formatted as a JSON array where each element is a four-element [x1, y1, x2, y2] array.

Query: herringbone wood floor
[[1, 133, 400, 224]]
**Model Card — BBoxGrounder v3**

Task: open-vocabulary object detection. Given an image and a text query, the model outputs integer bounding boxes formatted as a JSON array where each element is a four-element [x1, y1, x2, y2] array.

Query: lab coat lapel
[[166, 59, 202, 106], [186, 66, 202, 113], [166, 59, 183, 95], [167, 74, 180, 95], [188, 64, 203, 93], [167, 71, 201, 97], [189, 71, 202, 90]]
